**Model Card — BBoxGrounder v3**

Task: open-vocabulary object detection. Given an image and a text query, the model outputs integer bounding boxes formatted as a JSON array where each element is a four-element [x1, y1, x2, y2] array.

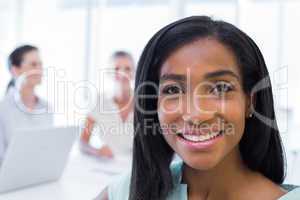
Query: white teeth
[[180, 131, 221, 142], [210, 131, 219, 138]]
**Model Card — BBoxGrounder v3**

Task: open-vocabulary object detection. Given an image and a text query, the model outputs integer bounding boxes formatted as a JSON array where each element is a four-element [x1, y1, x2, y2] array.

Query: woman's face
[[157, 38, 250, 170], [13, 50, 43, 87], [114, 56, 134, 82]]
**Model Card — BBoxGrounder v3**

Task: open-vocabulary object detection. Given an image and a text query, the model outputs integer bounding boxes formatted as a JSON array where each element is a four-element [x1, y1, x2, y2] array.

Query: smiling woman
[[96, 16, 300, 200]]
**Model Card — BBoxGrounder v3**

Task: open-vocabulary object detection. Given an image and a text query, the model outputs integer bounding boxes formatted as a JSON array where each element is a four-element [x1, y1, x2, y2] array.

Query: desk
[[1, 145, 300, 200], [0, 144, 132, 200]]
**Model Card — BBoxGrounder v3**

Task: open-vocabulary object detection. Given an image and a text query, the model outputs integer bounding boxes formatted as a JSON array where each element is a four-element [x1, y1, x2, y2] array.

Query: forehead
[[160, 38, 240, 79], [22, 50, 40, 61], [114, 56, 134, 67]]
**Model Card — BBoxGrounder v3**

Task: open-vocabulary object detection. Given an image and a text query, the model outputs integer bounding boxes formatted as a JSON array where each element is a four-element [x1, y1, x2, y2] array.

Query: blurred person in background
[[80, 51, 135, 159], [0, 45, 53, 164]]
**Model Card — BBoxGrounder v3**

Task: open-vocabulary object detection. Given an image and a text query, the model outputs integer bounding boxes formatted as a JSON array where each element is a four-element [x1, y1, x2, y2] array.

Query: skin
[[11, 50, 43, 110], [113, 56, 134, 122], [157, 38, 286, 200], [80, 55, 134, 158]]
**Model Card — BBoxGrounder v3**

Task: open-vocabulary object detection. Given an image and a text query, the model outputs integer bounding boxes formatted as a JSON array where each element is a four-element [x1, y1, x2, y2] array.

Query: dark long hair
[[130, 16, 285, 200], [7, 45, 38, 92]]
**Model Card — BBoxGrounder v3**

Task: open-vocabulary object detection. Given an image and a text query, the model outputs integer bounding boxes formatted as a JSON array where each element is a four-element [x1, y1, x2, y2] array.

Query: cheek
[[126, 71, 133, 78], [221, 97, 247, 142], [159, 100, 180, 115], [17, 68, 27, 76], [24, 65, 35, 72], [157, 96, 184, 126], [157, 97, 182, 146]]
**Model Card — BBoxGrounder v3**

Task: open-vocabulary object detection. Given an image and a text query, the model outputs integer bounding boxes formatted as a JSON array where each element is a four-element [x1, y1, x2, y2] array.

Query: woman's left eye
[[161, 85, 183, 95], [209, 81, 234, 96]]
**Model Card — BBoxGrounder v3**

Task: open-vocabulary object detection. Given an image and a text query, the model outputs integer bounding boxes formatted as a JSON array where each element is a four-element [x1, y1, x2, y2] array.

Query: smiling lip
[[176, 130, 224, 151]]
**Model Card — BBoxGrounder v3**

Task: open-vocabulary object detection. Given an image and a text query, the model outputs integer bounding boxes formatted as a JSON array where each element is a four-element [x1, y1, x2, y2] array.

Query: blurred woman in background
[[0, 45, 53, 163], [80, 51, 135, 159]]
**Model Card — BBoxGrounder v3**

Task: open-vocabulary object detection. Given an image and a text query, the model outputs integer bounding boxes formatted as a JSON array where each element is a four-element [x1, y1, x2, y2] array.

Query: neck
[[19, 84, 37, 110], [183, 148, 254, 200]]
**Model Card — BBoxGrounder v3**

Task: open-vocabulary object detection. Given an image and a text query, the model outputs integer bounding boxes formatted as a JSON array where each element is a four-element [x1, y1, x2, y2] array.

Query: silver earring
[[249, 113, 253, 118]]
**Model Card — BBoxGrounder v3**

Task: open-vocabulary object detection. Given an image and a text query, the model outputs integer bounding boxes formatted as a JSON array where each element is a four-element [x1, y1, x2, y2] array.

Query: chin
[[32, 78, 42, 85], [181, 153, 222, 171], [184, 158, 219, 171], [27, 81, 41, 88]]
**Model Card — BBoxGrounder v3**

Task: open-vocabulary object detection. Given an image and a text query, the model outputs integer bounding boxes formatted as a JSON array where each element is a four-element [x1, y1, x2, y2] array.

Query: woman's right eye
[[161, 85, 183, 95]]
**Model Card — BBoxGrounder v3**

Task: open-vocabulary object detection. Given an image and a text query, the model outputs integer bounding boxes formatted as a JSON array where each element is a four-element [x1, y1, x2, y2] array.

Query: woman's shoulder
[[281, 184, 299, 192], [279, 185, 300, 200], [106, 172, 131, 200], [0, 93, 14, 113], [104, 161, 183, 200]]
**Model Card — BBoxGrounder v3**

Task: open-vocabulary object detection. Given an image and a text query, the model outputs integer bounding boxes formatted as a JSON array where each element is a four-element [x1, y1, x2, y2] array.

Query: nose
[[182, 95, 217, 125]]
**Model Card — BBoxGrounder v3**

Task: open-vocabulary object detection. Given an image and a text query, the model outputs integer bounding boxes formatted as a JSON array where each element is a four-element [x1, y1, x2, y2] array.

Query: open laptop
[[0, 126, 77, 193]]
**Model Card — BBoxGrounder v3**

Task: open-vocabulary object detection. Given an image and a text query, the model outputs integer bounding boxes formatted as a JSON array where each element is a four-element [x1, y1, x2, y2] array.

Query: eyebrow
[[204, 70, 240, 81], [159, 69, 240, 83], [160, 74, 186, 82]]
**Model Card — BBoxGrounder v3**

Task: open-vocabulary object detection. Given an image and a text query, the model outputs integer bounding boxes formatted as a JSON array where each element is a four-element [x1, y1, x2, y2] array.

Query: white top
[[88, 95, 134, 156], [0, 88, 54, 163]]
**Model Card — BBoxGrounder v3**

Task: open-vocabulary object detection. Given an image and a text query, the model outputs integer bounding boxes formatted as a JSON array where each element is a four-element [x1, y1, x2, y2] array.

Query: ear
[[10, 66, 21, 77]]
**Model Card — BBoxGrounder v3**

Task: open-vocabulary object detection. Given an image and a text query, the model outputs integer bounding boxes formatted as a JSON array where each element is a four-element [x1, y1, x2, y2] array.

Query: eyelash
[[161, 85, 184, 95], [209, 81, 234, 96], [160, 81, 234, 96]]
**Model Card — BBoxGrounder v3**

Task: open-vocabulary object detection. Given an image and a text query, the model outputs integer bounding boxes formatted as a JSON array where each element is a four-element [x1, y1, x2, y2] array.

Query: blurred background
[[0, 0, 299, 188]]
